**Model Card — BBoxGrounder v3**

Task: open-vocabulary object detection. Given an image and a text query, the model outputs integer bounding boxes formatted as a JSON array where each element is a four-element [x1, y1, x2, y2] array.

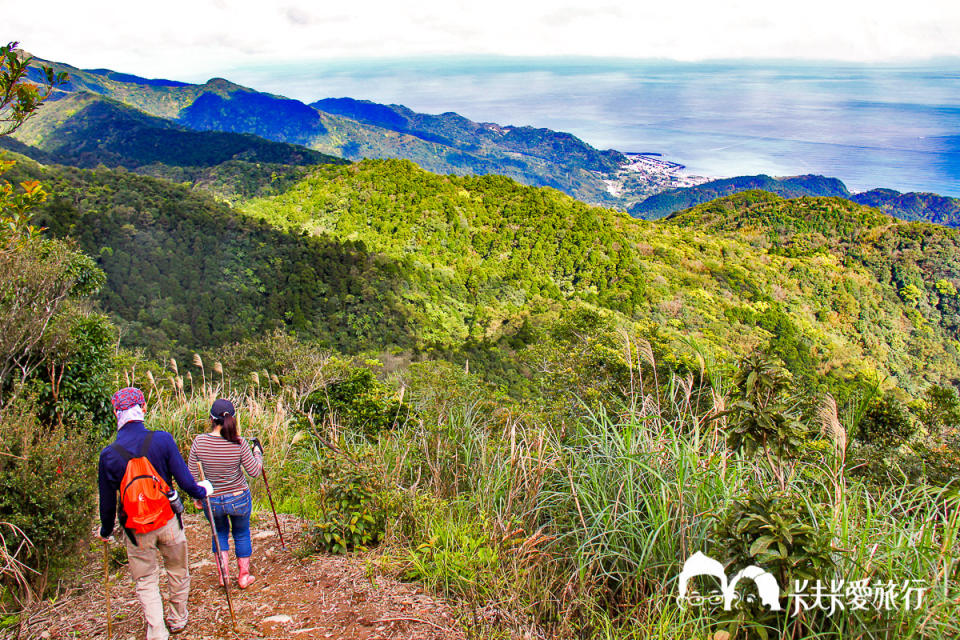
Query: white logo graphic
[[677, 552, 782, 611]]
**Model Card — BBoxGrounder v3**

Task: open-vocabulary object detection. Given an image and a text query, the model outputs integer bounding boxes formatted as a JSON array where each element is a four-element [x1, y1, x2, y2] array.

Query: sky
[[4, 0, 959, 80]]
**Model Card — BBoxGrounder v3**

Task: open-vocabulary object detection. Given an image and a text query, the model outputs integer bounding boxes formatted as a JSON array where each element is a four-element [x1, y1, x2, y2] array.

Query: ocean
[[214, 57, 960, 197]]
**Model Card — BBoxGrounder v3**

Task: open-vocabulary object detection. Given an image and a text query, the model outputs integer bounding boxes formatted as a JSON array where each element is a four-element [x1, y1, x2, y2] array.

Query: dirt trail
[[17, 514, 465, 640]]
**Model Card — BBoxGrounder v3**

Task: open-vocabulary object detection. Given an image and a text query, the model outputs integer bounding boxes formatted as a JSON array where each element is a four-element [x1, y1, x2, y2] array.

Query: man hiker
[[97, 387, 213, 639]]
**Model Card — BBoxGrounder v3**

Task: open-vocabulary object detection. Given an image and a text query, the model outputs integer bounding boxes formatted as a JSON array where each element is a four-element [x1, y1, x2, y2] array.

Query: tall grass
[[133, 355, 960, 639]]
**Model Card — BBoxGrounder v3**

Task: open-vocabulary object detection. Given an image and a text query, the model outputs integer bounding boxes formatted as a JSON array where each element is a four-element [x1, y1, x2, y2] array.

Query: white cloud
[[3, 0, 957, 79]]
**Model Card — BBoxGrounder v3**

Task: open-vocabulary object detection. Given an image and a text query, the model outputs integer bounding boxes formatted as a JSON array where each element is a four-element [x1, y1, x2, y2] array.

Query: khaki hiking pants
[[124, 517, 190, 640]]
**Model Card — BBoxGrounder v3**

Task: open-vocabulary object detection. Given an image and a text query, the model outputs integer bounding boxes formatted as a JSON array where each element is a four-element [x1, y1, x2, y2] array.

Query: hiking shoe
[[168, 617, 188, 634]]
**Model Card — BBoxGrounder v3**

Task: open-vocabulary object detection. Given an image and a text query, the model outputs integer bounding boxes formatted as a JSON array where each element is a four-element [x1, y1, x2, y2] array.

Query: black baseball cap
[[210, 398, 236, 420]]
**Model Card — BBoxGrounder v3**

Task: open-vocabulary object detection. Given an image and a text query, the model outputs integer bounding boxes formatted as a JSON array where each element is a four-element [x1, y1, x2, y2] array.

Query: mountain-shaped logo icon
[[677, 551, 782, 611]]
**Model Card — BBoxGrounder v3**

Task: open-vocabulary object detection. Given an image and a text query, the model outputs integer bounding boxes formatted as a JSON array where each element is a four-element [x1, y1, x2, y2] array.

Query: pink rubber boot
[[237, 557, 255, 589]]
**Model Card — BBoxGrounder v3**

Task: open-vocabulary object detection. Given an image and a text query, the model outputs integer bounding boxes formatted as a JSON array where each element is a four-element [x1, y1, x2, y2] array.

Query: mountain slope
[[7, 146, 959, 391], [240, 160, 960, 390], [28, 59, 689, 207], [12, 92, 343, 170], [4, 153, 411, 353], [630, 174, 960, 227], [312, 97, 625, 173]]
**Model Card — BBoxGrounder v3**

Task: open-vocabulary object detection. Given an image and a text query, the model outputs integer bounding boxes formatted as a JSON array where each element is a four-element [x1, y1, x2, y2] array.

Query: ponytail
[[214, 413, 241, 445]]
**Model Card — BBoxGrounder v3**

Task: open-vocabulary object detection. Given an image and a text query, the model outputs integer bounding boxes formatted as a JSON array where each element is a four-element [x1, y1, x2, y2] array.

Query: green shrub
[[398, 502, 501, 602], [710, 490, 833, 636], [0, 399, 97, 600], [917, 384, 960, 434], [29, 305, 116, 435], [302, 452, 385, 554], [857, 395, 917, 448], [304, 366, 413, 437]]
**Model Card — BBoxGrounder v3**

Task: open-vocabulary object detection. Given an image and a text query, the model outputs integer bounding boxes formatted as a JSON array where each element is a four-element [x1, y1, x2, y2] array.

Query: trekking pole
[[102, 539, 112, 639], [250, 437, 286, 551], [197, 461, 239, 634]]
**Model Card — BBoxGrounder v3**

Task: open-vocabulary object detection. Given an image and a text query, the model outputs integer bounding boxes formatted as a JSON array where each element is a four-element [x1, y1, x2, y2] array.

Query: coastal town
[[602, 152, 711, 202]]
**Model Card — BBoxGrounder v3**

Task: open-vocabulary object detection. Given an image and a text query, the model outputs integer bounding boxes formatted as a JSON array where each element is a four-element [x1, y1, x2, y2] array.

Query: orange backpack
[[111, 432, 174, 535]]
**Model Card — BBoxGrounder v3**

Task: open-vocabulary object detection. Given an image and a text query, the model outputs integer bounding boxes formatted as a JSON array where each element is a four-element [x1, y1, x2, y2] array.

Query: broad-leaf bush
[[0, 399, 96, 600]]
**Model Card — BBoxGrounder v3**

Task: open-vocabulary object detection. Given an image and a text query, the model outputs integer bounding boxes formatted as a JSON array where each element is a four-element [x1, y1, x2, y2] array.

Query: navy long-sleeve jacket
[[97, 421, 206, 538]]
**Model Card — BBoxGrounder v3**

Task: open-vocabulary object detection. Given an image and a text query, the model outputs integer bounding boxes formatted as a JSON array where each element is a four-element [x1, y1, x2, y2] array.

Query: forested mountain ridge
[[852, 188, 960, 227], [6, 91, 346, 202], [311, 97, 625, 173], [237, 161, 960, 391], [631, 173, 960, 225], [11, 92, 343, 169], [630, 174, 851, 218], [23, 59, 691, 207], [4, 152, 412, 352], [8, 134, 958, 396]]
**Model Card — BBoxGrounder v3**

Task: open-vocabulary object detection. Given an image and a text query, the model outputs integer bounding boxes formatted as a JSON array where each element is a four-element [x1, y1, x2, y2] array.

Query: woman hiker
[[188, 398, 264, 588]]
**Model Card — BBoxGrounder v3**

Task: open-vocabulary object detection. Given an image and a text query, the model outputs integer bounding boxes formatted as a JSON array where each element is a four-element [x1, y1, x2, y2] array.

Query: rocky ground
[[14, 514, 465, 640]]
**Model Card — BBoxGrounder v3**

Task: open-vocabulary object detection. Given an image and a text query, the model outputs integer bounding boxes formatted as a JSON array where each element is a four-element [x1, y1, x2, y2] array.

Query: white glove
[[197, 480, 214, 497]]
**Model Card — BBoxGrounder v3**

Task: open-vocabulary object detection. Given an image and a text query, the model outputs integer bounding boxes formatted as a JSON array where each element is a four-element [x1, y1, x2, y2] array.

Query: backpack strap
[[110, 442, 134, 463], [139, 431, 155, 458], [109, 431, 155, 462]]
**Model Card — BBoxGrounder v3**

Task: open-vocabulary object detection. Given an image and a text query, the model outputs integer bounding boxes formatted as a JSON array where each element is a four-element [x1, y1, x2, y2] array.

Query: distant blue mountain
[[852, 189, 960, 227], [181, 84, 328, 144], [629, 175, 850, 219], [629, 174, 960, 228]]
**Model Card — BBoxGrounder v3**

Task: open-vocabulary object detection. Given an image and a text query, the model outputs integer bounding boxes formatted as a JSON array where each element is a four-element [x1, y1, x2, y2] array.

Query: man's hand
[[198, 480, 214, 497]]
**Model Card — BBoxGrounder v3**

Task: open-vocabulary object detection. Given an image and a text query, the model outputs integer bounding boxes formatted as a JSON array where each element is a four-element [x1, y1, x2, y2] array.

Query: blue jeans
[[204, 490, 253, 558]]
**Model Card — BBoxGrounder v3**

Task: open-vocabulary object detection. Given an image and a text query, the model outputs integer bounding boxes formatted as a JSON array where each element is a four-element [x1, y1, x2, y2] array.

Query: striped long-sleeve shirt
[[187, 433, 262, 496]]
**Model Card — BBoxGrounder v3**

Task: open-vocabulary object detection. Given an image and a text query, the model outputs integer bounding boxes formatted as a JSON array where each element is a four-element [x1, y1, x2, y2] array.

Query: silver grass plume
[[636, 338, 656, 369], [818, 394, 847, 454]]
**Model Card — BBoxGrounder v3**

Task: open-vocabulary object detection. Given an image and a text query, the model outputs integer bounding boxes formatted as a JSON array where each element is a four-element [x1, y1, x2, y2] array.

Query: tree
[[0, 41, 66, 136], [0, 42, 72, 400]]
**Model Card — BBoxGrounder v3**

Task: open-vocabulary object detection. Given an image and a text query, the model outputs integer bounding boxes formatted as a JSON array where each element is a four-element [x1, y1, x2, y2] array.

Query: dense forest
[[5, 152, 959, 403]]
